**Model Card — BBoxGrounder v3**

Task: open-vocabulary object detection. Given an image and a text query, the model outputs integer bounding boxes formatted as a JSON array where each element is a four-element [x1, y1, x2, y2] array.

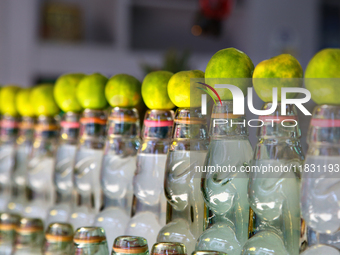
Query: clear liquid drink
[[7, 117, 34, 214], [196, 101, 253, 255], [242, 103, 304, 255], [94, 108, 140, 251], [0, 213, 21, 255], [300, 105, 340, 254], [111, 236, 149, 255], [125, 110, 173, 246], [73, 227, 109, 255], [157, 108, 209, 254], [43, 222, 74, 255], [70, 109, 106, 230], [13, 217, 44, 255], [0, 115, 19, 211], [25, 116, 59, 220], [151, 242, 186, 255], [46, 113, 80, 227]]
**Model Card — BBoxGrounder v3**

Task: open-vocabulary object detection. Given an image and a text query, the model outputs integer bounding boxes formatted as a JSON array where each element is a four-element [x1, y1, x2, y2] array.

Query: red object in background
[[199, 0, 233, 20]]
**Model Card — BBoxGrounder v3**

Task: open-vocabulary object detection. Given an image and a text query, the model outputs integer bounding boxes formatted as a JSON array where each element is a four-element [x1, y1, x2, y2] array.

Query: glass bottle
[[157, 108, 209, 254], [25, 116, 59, 220], [192, 251, 227, 255], [73, 227, 109, 255], [13, 217, 44, 255], [94, 108, 140, 250], [196, 101, 253, 255], [300, 105, 340, 254], [0, 213, 21, 255], [111, 236, 149, 255], [125, 110, 173, 246], [151, 242, 186, 255], [43, 222, 74, 255], [46, 112, 80, 227], [7, 116, 34, 214], [70, 109, 106, 230], [242, 103, 304, 255], [0, 115, 19, 211]]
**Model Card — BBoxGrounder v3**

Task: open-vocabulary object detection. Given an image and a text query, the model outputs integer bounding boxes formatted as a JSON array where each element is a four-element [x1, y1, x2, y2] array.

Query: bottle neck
[[256, 103, 301, 140], [0, 115, 19, 142], [59, 112, 80, 145], [107, 107, 140, 138], [33, 116, 59, 142], [79, 109, 107, 148], [17, 116, 35, 142], [172, 108, 208, 140], [307, 105, 340, 146], [142, 109, 174, 140], [210, 101, 248, 138]]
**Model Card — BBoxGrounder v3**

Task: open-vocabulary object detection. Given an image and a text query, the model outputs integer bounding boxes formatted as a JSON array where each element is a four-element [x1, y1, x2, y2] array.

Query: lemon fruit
[[54, 73, 85, 112], [141, 71, 175, 110], [205, 48, 254, 100], [105, 74, 141, 108], [167, 70, 205, 108], [16, 88, 35, 117], [76, 73, 108, 109], [0, 85, 21, 116], [253, 54, 303, 102], [30, 84, 60, 116], [305, 48, 340, 105]]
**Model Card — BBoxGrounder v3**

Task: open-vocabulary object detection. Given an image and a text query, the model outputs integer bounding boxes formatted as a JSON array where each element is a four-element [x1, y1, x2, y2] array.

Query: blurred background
[[0, 0, 339, 147]]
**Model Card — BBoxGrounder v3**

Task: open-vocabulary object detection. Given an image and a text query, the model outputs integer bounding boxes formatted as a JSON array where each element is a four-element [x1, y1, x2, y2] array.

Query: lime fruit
[[30, 84, 60, 116], [105, 74, 141, 108], [305, 48, 340, 105], [77, 73, 108, 109], [253, 54, 303, 102], [167, 70, 205, 108], [0, 85, 21, 116], [54, 73, 85, 112], [205, 48, 254, 100], [16, 88, 35, 117], [141, 71, 175, 110]]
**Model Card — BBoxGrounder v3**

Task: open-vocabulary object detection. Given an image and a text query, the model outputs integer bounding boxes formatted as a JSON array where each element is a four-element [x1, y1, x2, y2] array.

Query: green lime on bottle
[[142, 71, 175, 110], [0, 85, 21, 116], [16, 88, 35, 117], [105, 74, 141, 108], [76, 73, 108, 109], [54, 73, 85, 112], [30, 84, 60, 116]]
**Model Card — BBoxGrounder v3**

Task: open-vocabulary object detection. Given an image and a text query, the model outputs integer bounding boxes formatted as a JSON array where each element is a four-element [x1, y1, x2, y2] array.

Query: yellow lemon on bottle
[[16, 88, 35, 117], [30, 84, 60, 116], [0, 85, 21, 116]]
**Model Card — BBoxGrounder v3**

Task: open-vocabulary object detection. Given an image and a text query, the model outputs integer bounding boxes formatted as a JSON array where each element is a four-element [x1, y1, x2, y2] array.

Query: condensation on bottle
[[242, 103, 304, 255], [94, 107, 140, 251], [111, 235, 149, 255], [157, 108, 209, 254], [73, 227, 109, 255], [46, 112, 80, 227], [301, 105, 340, 254], [196, 101, 253, 255], [125, 109, 173, 246], [70, 109, 106, 230], [43, 222, 74, 255]]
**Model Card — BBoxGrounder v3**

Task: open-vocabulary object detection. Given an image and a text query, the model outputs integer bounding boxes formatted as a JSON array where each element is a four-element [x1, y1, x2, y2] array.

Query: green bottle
[[13, 217, 44, 255], [192, 251, 227, 255], [111, 236, 149, 255], [43, 223, 74, 255], [151, 242, 187, 255], [0, 213, 20, 255], [73, 227, 109, 255]]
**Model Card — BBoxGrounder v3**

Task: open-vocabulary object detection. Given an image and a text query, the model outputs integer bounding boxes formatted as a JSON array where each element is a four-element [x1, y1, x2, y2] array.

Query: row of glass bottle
[[0, 101, 339, 255], [0, 213, 218, 255]]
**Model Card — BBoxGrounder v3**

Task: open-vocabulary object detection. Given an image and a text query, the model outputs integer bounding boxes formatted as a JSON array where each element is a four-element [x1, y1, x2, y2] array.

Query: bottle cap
[[112, 236, 148, 254], [45, 223, 74, 242], [16, 217, 44, 234], [73, 227, 107, 244], [192, 251, 227, 255], [0, 213, 20, 231], [151, 242, 187, 255]]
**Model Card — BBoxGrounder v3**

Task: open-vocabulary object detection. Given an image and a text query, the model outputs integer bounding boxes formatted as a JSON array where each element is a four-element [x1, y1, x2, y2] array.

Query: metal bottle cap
[[73, 227, 107, 244], [151, 242, 187, 255], [112, 236, 148, 254]]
